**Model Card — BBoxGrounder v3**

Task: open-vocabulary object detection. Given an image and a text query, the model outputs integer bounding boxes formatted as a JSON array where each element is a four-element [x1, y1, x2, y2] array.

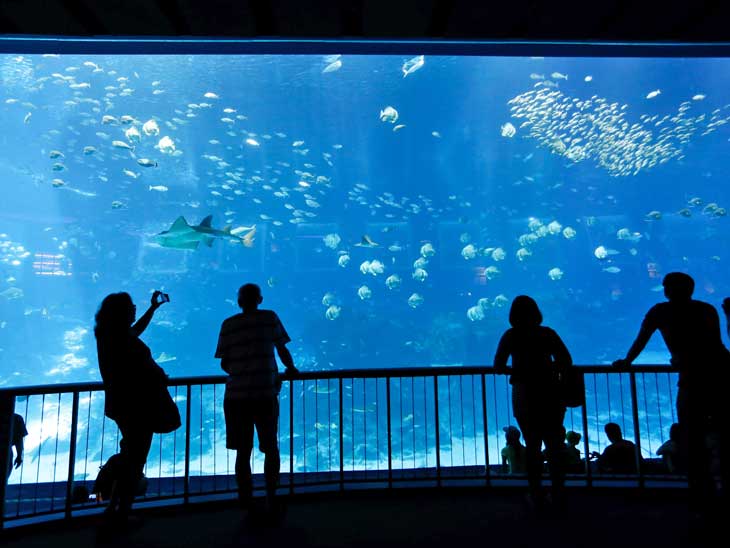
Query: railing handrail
[[0, 364, 676, 396]]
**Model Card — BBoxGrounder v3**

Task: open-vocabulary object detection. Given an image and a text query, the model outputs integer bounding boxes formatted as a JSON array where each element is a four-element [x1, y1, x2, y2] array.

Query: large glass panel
[[1, 52, 728, 388]]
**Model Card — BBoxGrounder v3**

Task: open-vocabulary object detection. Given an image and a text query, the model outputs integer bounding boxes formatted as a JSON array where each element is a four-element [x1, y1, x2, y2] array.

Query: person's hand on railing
[[612, 359, 630, 371], [722, 297, 730, 318], [280, 367, 300, 382]]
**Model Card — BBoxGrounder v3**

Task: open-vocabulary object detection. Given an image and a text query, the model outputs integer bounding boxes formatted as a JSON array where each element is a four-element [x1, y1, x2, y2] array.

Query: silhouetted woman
[[94, 291, 168, 523], [494, 295, 571, 508]]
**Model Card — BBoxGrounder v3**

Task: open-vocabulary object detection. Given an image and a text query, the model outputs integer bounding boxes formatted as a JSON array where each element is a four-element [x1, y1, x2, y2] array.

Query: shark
[[154, 215, 256, 250]]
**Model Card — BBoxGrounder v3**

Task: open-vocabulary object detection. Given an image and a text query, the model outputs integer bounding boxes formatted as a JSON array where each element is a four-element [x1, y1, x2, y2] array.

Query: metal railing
[[0, 365, 683, 529]]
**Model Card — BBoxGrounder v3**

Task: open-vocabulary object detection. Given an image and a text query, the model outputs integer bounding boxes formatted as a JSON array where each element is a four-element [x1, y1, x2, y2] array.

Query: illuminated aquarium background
[[0, 51, 727, 490], [2, 52, 729, 387]]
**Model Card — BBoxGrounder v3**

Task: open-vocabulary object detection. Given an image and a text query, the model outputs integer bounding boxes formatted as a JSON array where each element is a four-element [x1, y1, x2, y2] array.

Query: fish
[[354, 235, 378, 248], [137, 158, 158, 167], [402, 55, 425, 77], [153, 215, 256, 250], [149, 185, 168, 192], [646, 89, 661, 99], [603, 266, 621, 273], [322, 59, 342, 73], [379, 106, 398, 124]]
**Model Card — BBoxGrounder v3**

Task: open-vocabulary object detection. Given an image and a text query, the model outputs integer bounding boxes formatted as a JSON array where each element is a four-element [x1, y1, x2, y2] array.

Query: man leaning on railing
[[613, 272, 730, 516]]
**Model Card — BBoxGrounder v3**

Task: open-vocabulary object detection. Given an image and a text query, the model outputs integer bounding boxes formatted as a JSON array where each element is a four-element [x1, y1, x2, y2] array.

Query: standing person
[[215, 283, 298, 519], [494, 295, 572, 509], [613, 273, 730, 513], [94, 290, 172, 525]]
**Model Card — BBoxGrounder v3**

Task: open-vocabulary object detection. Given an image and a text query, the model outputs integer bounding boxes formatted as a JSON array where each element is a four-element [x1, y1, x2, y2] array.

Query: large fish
[[154, 215, 255, 250]]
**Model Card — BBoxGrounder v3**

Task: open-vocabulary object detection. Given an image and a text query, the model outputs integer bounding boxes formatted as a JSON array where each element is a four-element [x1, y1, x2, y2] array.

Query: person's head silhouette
[[238, 283, 263, 311], [509, 295, 543, 329], [94, 292, 135, 336], [566, 430, 582, 447], [604, 422, 623, 443], [662, 272, 694, 302], [503, 425, 522, 445]]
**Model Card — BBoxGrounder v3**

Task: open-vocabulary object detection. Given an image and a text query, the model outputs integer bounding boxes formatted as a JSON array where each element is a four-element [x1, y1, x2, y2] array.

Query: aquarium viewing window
[[1, 39, 729, 388]]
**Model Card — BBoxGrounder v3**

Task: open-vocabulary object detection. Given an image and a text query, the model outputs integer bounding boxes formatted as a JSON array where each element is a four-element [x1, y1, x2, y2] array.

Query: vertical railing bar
[[581, 375, 592, 488], [642, 374, 653, 456], [183, 384, 191, 505], [386, 377, 392, 488], [199, 386, 203, 485], [339, 377, 344, 491], [399, 378, 403, 472], [433, 376, 441, 487], [374, 378, 378, 473], [171, 387, 177, 495], [64, 391, 80, 520], [668, 373, 677, 423], [327, 379, 331, 476], [303, 380, 307, 477], [447, 376, 453, 469], [471, 376, 477, 474], [51, 393, 61, 512], [654, 373, 664, 443], [315, 380, 319, 475], [289, 380, 294, 494], [459, 375, 465, 472], [34, 394, 45, 515], [411, 377, 416, 471], [83, 391, 92, 483], [213, 383, 216, 492], [629, 372, 644, 489], [15, 396, 30, 518], [481, 374, 490, 487]]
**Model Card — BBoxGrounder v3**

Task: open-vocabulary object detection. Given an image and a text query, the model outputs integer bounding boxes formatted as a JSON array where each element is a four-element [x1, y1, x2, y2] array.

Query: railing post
[[433, 376, 441, 487], [0, 392, 15, 531], [289, 379, 295, 495], [629, 372, 644, 489], [581, 379, 592, 488], [339, 378, 344, 491], [386, 377, 392, 488], [64, 391, 80, 520], [481, 374, 490, 487], [183, 384, 192, 505]]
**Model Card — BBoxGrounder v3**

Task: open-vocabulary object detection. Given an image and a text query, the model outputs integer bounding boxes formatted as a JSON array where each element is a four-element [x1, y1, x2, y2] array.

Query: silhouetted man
[[216, 283, 298, 518], [614, 272, 730, 510]]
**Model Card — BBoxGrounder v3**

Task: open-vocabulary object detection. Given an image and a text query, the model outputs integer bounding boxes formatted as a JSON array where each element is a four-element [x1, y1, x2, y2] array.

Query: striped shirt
[[215, 310, 291, 401]]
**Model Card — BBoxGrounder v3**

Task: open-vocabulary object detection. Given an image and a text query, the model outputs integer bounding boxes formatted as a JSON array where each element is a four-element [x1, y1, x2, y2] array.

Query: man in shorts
[[215, 283, 298, 515]]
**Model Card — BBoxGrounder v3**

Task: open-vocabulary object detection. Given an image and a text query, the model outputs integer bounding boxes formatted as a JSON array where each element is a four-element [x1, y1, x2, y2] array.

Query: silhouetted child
[[494, 295, 572, 508], [589, 422, 640, 474], [565, 430, 583, 473], [656, 423, 682, 474], [501, 425, 527, 475]]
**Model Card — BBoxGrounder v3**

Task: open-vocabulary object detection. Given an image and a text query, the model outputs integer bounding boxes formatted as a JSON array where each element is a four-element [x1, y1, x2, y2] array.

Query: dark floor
[[0, 487, 709, 548]]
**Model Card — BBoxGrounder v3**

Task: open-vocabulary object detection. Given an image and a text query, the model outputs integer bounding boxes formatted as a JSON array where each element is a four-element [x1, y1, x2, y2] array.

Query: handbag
[[152, 384, 181, 434], [559, 367, 585, 408]]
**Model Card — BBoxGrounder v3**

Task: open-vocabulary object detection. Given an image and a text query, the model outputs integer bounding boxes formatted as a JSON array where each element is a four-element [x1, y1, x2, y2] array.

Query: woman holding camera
[[94, 290, 177, 524]]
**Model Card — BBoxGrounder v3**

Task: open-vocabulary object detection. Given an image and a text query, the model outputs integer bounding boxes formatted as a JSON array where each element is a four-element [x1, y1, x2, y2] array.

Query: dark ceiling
[[0, 0, 727, 42]]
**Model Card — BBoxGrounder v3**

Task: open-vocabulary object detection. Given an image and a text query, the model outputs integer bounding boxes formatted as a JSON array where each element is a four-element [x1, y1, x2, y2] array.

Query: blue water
[[1, 53, 729, 388]]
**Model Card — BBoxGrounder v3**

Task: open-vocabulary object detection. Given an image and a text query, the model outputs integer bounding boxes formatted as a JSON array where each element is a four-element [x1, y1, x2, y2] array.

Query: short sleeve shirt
[[215, 310, 291, 401]]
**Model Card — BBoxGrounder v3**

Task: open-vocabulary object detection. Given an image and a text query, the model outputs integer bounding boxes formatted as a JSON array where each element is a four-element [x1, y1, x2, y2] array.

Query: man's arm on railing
[[276, 343, 299, 376], [614, 320, 655, 369], [722, 298, 730, 339]]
